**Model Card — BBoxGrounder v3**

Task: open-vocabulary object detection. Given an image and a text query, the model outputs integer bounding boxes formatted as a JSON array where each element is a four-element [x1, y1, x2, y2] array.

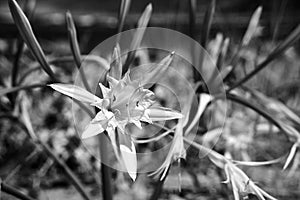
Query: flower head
[[49, 51, 182, 180]]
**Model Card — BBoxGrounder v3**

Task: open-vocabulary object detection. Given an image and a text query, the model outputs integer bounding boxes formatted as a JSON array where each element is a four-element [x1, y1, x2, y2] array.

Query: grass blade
[[194, 0, 215, 82], [188, 0, 197, 39]]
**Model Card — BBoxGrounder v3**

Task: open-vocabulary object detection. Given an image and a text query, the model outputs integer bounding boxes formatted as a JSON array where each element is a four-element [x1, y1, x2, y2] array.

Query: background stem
[[99, 132, 113, 200]]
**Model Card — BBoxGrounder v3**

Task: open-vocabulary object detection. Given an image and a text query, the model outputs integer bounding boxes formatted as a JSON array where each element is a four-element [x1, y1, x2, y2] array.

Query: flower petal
[[107, 75, 119, 88], [49, 84, 101, 104], [283, 143, 298, 170], [81, 122, 105, 139], [185, 93, 212, 135], [148, 106, 183, 121], [99, 83, 111, 99], [119, 134, 137, 181]]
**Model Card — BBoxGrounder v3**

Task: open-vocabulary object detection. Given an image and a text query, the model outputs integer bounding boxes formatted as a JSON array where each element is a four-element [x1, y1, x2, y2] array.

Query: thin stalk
[[1, 182, 36, 200], [99, 132, 113, 200], [149, 168, 169, 200], [95, 81, 113, 200], [11, 41, 25, 87]]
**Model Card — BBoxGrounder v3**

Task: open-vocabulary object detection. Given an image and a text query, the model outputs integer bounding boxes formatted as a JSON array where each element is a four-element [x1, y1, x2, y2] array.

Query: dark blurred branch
[[1, 182, 36, 200], [98, 132, 113, 200]]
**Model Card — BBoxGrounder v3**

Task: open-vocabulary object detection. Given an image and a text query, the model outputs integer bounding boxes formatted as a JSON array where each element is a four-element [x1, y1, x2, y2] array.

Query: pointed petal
[[119, 135, 137, 181], [231, 179, 241, 200], [81, 122, 105, 139], [107, 75, 119, 88], [99, 83, 111, 99], [148, 106, 183, 121], [283, 143, 298, 170], [185, 93, 212, 135], [49, 84, 101, 104], [251, 185, 267, 200], [256, 187, 277, 200], [130, 119, 142, 129]]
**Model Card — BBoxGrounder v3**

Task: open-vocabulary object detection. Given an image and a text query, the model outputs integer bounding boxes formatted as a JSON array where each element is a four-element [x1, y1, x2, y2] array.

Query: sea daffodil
[[49, 52, 182, 180], [223, 161, 277, 200]]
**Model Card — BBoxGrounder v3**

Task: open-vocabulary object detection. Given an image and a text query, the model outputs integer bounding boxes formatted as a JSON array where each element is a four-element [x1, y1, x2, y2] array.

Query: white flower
[[49, 52, 182, 180]]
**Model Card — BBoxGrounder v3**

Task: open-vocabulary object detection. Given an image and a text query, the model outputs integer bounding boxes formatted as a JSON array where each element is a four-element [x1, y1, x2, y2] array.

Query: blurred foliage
[[1, 0, 300, 200]]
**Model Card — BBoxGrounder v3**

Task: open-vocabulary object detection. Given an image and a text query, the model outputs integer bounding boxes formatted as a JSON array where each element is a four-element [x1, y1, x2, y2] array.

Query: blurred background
[[1, 0, 300, 200]]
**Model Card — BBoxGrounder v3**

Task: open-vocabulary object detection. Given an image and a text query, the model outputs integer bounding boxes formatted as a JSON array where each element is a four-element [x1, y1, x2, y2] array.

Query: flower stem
[[99, 132, 113, 200], [149, 168, 169, 200]]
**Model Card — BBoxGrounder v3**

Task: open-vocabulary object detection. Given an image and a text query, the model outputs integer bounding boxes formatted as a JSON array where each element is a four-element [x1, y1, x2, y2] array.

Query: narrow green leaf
[[117, 0, 131, 34], [201, 0, 215, 48], [0, 84, 45, 96], [188, 0, 197, 39], [9, 0, 57, 81]]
